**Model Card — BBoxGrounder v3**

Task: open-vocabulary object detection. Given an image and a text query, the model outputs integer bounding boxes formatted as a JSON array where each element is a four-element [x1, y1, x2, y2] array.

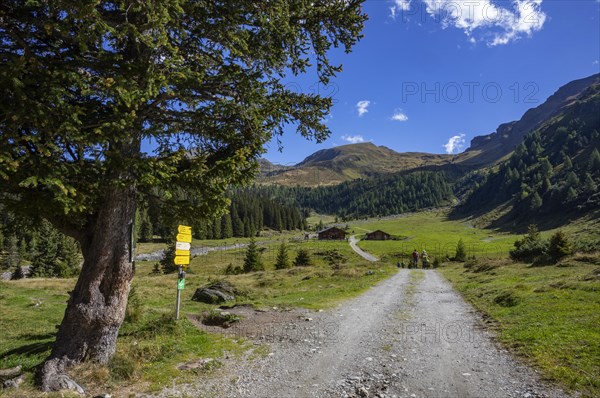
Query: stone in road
[[158, 270, 570, 398]]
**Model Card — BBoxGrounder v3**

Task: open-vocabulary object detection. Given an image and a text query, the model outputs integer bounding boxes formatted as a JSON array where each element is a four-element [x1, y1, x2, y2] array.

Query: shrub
[[454, 238, 467, 262], [124, 286, 144, 324], [293, 247, 313, 267], [510, 224, 548, 262], [432, 258, 441, 268], [547, 230, 573, 263], [323, 249, 347, 270], [494, 291, 518, 307], [224, 263, 243, 275]]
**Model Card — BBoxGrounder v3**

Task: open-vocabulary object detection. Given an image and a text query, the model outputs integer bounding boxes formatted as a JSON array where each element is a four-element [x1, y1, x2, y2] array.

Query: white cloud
[[593, 60, 599, 65], [390, 0, 412, 19], [391, 111, 409, 121], [342, 135, 366, 144], [443, 134, 466, 154], [356, 100, 370, 117], [417, 0, 547, 46]]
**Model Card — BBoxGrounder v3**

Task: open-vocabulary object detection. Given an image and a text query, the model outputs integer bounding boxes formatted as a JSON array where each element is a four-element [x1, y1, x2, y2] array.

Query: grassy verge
[[348, 210, 518, 262], [437, 256, 600, 397], [0, 237, 395, 396]]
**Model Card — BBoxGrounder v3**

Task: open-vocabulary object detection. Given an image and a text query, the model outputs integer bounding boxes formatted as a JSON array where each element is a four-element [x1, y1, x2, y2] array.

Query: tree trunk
[[38, 184, 137, 391]]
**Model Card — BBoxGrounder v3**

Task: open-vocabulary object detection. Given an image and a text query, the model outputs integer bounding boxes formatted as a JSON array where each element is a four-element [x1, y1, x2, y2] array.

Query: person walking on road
[[412, 249, 419, 268], [421, 250, 429, 268]]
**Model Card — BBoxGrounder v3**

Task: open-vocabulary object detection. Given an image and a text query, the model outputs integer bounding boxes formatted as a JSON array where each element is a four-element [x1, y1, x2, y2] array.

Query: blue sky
[[264, 0, 600, 165]]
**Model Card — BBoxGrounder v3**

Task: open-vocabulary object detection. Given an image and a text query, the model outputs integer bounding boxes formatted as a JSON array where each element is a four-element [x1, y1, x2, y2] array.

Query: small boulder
[[192, 281, 236, 304]]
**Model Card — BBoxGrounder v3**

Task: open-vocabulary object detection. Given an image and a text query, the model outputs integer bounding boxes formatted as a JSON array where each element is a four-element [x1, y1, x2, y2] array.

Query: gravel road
[[349, 235, 379, 262], [154, 269, 571, 398]]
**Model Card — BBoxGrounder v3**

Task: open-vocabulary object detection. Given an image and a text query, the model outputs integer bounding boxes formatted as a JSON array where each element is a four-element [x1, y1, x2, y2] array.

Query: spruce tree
[[3, 235, 19, 271], [454, 239, 467, 262], [589, 148, 600, 173], [243, 238, 263, 273], [547, 230, 572, 263], [221, 214, 233, 239], [160, 239, 178, 274], [275, 242, 290, 270], [30, 222, 60, 277], [530, 192, 543, 210], [294, 247, 313, 267], [583, 173, 597, 193], [11, 263, 25, 280]]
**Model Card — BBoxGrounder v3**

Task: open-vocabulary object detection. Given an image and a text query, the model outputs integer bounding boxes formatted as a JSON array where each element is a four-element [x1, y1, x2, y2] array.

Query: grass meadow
[[0, 209, 598, 396], [0, 237, 395, 396]]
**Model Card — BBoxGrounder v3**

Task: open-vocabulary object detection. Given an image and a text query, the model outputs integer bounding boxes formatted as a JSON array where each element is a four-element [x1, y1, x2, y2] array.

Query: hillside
[[457, 73, 600, 167], [258, 142, 452, 186], [453, 81, 600, 230]]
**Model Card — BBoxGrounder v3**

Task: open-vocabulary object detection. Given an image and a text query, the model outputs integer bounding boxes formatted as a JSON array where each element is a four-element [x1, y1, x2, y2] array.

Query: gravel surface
[[349, 235, 379, 262], [149, 269, 572, 398]]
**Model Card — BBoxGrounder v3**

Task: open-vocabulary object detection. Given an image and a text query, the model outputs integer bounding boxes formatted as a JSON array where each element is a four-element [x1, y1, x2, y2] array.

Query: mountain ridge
[[260, 73, 600, 187]]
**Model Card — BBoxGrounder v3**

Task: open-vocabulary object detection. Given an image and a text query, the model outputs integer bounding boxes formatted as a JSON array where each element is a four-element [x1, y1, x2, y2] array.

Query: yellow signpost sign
[[175, 224, 192, 320], [178, 225, 192, 235], [174, 255, 190, 266], [176, 233, 192, 243]]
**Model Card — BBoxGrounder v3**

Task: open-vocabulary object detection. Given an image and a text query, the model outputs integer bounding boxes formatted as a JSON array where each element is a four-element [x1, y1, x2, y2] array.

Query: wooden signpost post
[[175, 225, 192, 320]]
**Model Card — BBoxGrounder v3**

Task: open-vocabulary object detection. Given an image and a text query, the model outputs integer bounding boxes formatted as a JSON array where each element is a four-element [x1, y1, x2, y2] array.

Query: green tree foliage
[[458, 87, 600, 219], [160, 240, 177, 274], [547, 230, 573, 263], [11, 263, 24, 280], [29, 221, 80, 278], [454, 238, 467, 262], [255, 171, 453, 220], [589, 148, 600, 172], [138, 208, 154, 243], [2, 235, 19, 271], [243, 238, 263, 273], [0, 0, 365, 380], [510, 224, 548, 262], [294, 247, 313, 267], [324, 249, 347, 270], [275, 242, 290, 270]]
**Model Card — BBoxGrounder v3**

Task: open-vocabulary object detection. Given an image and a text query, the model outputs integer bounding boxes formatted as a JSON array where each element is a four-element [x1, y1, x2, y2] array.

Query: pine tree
[[139, 208, 154, 243], [530, 192, 543, 210], [294, 247, 313, 267], [454, 238, 467, 262], [2, 235, 19, 271], [563, 154, 573, 170], [547, 230, 572, 263], [566, 187, 578, 202], [275, 242, 290, 270], [29, 222, 60, 277], [221, 214, 233, 239], [243, 238, 263, 273], [56, 235, 80, 277], [583, 173, 597, 193], [11, 263, 24, 280], [160, 239, 178, 274], [589, 148, 600, 173]]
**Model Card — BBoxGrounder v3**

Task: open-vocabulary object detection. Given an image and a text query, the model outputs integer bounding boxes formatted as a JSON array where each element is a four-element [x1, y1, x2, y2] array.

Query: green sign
[[177, 278, 185, 290]]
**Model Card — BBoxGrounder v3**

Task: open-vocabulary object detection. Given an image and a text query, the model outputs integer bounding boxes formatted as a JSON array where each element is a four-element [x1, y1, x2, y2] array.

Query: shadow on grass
[[0, 340, 54, 360]]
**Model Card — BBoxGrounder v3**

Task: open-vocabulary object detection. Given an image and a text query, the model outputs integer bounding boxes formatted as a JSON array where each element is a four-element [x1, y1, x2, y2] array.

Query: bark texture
[[38, 185, 136, 391]]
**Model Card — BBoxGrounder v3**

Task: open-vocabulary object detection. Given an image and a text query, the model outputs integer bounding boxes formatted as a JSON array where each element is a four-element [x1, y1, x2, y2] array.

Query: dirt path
[[155, 270, 570, 398], [349, 235, 379, 262]]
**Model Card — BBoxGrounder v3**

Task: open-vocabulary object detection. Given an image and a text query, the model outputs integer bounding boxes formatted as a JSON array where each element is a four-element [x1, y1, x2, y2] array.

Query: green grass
[[437, 257, 600, 397], [0, 235, 395, 396], [347, 210, 518, 262]]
